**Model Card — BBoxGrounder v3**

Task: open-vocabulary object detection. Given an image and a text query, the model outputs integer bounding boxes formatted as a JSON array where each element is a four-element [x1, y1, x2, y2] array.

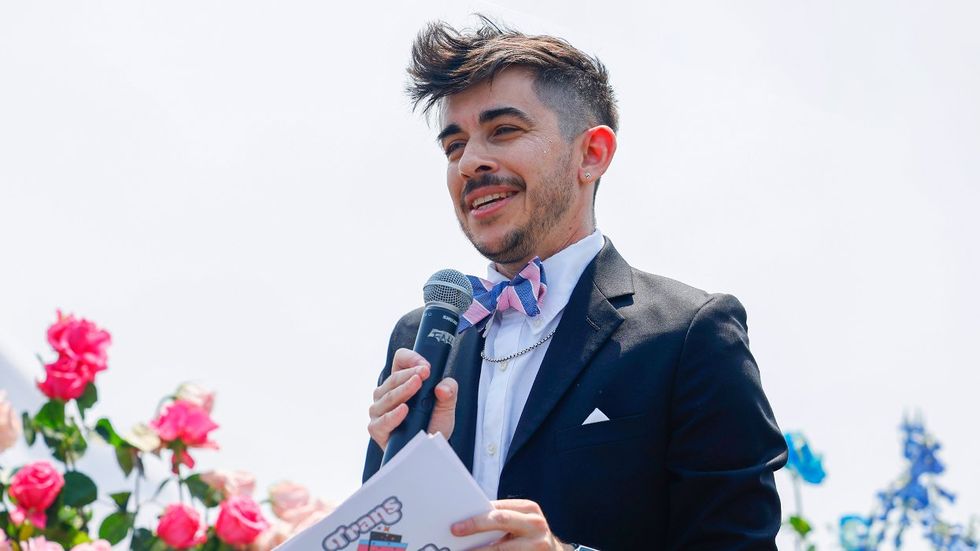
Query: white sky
[[1, 2, 978, 549]]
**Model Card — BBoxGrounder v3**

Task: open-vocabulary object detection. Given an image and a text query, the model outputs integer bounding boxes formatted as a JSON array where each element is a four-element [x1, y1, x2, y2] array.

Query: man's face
[[438, 68, 591, 268]]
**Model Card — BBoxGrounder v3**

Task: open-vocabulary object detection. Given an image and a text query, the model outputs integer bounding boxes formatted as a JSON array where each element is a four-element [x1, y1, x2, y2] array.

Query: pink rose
[[46, 311, 111, 380], [0, 390, 23, 453], [249, 521, 292, 551], [175, 383, 216, 413], [201, 469, 256, 498], [215, 496, 269, 546], [21, 537, 64, 551], [268, 481, 310, 521], [150, 399, 219, 471], [157, 503, 207, 549], [7, 461, 64, 529], [289, 499, 335, 533], [70, 540, 112, 551], [268, 481, 334, 528], [36, 355, 89, 401], [0, 530, 11, 551]]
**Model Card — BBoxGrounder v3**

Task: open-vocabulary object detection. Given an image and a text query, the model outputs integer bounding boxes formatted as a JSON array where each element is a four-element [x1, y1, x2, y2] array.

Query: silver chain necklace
[[480, 326, 558, 363]]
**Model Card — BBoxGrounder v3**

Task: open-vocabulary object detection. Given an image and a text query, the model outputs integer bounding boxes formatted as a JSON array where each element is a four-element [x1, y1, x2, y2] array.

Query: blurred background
[[2, 1, 978, 549]]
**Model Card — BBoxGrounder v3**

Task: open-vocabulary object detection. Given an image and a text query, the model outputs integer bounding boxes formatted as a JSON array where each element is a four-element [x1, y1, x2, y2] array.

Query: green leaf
[[99, 511, 135, 545], [115, 446, 136, 477], [35, 400, 66, 430], [66, 421, 88, 456], [185, 473, 223, 508], [789, 515, 812, 537], [200, 532, 221, 551], [57, 505, 79, 523], [62, 471, 98, 507], [76, 383, 98, 416], [69, 530, 92, 547], [110, 491, 132, 511], [152, 478, 172, 500], [95, 417, 127, 448], [806, 545, 816, 551], [22, 412, 36, 445], [130, 527, 155, 551]]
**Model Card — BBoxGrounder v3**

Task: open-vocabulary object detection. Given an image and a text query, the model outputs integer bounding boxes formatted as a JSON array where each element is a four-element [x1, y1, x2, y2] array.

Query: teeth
[[472, 192, 512, 209]]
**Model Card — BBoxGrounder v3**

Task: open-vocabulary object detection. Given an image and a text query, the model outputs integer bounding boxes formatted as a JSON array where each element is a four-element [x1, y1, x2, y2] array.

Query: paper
[[278, 432, 504, 551]]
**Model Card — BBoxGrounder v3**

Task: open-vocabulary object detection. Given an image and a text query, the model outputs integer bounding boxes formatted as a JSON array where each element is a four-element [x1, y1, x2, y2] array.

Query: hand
[[452, 499, 570, 551], [367, 347, 458, 450]]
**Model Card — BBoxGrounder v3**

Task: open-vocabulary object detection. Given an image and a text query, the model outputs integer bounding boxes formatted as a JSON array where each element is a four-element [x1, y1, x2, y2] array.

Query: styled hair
[[407, 15, 619, 140]]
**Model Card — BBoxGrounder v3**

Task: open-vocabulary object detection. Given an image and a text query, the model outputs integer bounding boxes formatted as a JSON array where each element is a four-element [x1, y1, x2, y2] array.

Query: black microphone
[[381, 269, 474, 464]]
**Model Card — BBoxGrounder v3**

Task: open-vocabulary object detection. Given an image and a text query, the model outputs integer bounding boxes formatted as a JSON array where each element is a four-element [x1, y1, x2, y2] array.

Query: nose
[[457, 140, 498, 180]]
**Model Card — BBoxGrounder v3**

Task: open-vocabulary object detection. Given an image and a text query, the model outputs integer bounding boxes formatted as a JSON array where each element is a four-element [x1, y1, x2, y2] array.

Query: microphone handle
[[381, 304, 460, 464]]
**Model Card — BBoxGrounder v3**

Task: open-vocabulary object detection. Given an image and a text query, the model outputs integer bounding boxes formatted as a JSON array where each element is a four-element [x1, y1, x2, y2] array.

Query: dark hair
[[407, 15, 619, 140]]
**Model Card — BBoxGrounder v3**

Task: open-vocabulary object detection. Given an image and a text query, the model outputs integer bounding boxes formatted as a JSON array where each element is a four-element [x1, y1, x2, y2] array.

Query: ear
[[577, 125, 617, 185]]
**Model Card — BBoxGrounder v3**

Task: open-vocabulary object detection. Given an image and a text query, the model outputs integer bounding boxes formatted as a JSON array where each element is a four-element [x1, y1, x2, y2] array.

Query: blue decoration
[[840, 515, 873, 551], [784, 431, 827, 485], [840, 415, 977, 550]]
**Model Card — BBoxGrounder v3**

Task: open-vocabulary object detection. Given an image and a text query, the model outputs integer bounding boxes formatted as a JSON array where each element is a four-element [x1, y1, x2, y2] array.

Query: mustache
[[462, 173, 526, 199]]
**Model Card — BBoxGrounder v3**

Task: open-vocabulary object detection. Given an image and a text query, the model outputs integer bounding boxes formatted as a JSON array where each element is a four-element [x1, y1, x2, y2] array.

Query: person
[[363, 16, 787, 550]]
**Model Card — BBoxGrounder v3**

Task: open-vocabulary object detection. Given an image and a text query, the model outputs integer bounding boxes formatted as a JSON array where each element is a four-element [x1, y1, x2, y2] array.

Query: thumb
[[427, 377, 458, 440]]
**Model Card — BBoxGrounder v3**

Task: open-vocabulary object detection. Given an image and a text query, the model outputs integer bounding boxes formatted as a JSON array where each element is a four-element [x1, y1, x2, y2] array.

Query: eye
[[444, 141, 465, 159], [493, 125, 518, 137]]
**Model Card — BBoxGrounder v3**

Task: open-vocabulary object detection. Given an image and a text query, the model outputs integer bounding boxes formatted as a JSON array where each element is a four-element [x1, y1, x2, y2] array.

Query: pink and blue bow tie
[[459, 257, 548, 333]]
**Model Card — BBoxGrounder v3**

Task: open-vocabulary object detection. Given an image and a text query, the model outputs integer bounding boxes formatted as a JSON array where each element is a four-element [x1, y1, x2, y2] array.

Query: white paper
[[278, 432, 504, 551]]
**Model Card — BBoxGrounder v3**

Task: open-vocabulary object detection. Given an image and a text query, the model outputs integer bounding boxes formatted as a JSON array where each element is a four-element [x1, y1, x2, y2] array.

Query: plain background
[[2, 2, 978, 549]]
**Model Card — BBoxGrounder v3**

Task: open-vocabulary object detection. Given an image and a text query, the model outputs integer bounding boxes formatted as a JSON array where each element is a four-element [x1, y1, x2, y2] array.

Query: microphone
[[381, 269, 474, 464]]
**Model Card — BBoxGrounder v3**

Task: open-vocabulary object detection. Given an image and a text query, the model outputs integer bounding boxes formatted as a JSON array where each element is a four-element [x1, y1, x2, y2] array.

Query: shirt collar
[[485, 229, 604, 326]]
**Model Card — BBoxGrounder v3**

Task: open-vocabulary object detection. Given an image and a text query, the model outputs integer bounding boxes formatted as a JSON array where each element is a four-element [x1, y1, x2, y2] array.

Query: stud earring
[[585, 171, 592, 180]]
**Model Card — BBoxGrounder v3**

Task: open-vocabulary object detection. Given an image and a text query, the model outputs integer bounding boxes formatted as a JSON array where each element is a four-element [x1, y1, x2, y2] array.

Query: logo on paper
[[356, 529, 405, 551], [322, 497, 403, 551], [321, 496, 449, 551]]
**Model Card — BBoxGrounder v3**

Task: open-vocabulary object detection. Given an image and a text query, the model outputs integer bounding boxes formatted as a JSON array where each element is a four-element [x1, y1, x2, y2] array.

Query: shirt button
[[499, 360, 509, 372], [487, 443, 497, 456]]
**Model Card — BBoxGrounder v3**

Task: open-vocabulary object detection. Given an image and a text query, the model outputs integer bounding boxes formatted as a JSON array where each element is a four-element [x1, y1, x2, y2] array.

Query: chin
[[469, 227, 532, 266]]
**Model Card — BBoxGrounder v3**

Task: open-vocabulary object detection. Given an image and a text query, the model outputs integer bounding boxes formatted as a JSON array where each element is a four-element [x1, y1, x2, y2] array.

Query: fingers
[[393, 348, 429, 373], [367, 403, 409, 449], [427, 377, 458, 439], [368, 348, 436, 449], [369, 368, 424, 419], [452, 501, 548, 538], [373, 349, 430, 400]]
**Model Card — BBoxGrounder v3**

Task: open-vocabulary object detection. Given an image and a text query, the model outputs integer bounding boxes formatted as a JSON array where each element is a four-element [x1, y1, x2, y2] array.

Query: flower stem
[[792, 473, 803, 551]]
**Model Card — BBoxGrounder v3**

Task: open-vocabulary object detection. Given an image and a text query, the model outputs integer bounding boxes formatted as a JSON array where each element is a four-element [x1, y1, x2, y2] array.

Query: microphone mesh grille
[[423, 269, 474, 313]]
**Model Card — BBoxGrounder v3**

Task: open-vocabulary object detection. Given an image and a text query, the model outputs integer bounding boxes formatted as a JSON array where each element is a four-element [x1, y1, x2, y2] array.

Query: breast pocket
[[555, 413, 649, 453]]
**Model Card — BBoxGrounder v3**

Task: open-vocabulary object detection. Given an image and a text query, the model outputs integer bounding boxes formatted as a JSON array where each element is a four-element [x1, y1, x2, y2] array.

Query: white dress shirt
[[472, 230, 605, 498]]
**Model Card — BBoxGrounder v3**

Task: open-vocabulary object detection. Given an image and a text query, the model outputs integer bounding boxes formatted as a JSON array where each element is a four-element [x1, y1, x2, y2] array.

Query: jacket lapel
[[505, 239, 634, 463], [447, 327, 483, 472]]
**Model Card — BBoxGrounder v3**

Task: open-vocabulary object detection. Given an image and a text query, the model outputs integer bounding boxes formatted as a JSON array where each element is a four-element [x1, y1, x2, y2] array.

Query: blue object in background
[[785, 431, 827, 485]]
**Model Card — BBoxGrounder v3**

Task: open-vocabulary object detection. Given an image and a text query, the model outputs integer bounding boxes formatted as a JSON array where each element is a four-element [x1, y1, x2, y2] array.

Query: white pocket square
[[582, 408, 610, 425]]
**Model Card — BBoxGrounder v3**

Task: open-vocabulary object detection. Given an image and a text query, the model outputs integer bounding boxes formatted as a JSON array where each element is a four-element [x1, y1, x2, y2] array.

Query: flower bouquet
[[0, 312, 333, 550]]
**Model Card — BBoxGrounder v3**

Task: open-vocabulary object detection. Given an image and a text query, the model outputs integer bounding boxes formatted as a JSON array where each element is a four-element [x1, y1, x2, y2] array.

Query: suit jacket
[[363, 239, 788, 550]]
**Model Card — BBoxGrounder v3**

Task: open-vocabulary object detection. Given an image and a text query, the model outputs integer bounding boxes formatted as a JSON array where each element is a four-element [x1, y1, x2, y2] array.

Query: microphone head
[[423, 269, 474, 314]]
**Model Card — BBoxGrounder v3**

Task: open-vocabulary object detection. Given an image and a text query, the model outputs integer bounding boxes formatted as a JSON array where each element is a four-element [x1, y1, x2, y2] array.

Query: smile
[[471, 192, 517, 211]]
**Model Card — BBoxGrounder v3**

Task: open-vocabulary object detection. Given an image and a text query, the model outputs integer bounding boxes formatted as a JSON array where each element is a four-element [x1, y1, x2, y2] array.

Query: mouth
[[470, 191, 518, 212]]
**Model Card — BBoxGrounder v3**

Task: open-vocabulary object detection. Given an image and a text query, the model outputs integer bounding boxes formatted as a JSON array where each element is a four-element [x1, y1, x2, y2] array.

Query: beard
[[458, 153, 574, 265]]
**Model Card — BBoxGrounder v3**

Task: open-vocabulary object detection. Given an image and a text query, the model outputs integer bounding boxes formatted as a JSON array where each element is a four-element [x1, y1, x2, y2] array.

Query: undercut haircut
[[407, 15, 619, 142]]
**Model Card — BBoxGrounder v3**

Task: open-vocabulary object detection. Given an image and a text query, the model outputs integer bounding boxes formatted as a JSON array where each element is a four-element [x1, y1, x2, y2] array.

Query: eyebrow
[[436, 106, 534, 144]]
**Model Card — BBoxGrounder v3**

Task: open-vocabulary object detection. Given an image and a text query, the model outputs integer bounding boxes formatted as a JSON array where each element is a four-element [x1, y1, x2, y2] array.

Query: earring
[[585, 171, 592, 180]]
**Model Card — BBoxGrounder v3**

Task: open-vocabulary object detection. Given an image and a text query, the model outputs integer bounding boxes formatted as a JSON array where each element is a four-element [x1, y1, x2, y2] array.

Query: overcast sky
[[2, 2, 978, 549]]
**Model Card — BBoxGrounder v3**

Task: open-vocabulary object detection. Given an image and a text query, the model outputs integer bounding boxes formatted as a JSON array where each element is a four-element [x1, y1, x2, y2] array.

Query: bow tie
[[458, 258, 548, 333]]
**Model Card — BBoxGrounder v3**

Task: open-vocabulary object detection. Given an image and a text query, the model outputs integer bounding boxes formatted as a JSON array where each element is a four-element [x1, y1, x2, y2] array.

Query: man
[[364, 17, 787, 550]]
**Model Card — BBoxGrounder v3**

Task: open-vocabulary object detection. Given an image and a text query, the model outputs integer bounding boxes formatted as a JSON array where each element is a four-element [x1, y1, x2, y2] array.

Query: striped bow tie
[[459, 258, 548, 333]]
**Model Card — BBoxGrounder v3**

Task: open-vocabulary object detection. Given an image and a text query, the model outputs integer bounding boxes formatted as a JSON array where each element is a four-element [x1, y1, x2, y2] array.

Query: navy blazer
[[364, 239, 787, 550]]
